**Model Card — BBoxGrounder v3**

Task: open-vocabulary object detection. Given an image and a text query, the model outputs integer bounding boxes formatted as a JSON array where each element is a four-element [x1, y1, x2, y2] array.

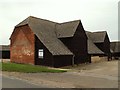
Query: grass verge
[[1, 62, 67, 73]]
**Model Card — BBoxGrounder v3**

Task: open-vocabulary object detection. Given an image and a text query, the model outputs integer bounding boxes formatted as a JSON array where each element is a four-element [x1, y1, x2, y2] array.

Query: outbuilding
[[0, 45, 10, 59], [86, 31, 111, 61], [86, 31, 104, 62], [10, 16, 88, 67], [110, 41, 120, 59]]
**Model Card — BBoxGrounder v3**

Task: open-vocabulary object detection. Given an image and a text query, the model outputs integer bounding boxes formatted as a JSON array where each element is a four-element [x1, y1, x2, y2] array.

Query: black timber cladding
[[35, 36, 73, 67], [110, 41, 120, 58], [110, 41, 120, 53], [59, 21, 89, 63], [0, 45, 10, 59]]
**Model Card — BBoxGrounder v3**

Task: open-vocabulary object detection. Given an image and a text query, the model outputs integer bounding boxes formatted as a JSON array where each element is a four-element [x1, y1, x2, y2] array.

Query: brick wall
[[10, 25, 35, 64]]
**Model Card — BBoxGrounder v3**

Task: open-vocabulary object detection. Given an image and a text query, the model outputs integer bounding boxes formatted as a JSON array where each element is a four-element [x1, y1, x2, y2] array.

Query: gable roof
[[86, 31, 104, 54], [56, 20, 80, 38], [87, 39, 104, 54], [86, 31, 107, 43], [110, 41, 120, 53], [15, 16, 76, 55], [92, 31, 107, 43], [0, 45, 10, 51], [16, 16, 80, 38]]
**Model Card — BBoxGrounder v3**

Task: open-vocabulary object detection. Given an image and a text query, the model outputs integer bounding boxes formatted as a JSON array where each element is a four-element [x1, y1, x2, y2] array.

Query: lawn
[[1, 62, 67, 73]]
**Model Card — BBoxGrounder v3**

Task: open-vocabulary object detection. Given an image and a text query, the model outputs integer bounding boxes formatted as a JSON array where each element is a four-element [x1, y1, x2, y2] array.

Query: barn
[[110, 41, 120, 59], [0, 45, 10, 59], [86, 31, 111, 60], [86, 32, 104, 62], [57, 20, 88, 64], [10, 16, 88, 67]]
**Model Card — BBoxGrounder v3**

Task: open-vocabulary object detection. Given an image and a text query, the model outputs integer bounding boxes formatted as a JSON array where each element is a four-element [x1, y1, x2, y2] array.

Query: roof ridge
[[59, 20, 80, 25], [28, 16, 59, 24], [92, 31, 107, 33], [16, 16, 81, 28], [111, 41, 120, 43]]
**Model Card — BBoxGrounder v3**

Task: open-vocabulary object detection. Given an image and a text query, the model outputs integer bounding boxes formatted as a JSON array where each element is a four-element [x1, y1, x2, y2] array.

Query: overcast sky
[[0, 0, 119, 45]]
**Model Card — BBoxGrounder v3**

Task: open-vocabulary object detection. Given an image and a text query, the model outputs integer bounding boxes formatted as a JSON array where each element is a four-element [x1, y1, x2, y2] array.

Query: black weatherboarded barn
[[86, 31, 110, 57], [86, 31, 104, 56], [86, 31, 104, 62], [110, 41, 120, 59], [0, 45, 10, 59], [57, 20, 88, 64], [10, 16, 88, 67]]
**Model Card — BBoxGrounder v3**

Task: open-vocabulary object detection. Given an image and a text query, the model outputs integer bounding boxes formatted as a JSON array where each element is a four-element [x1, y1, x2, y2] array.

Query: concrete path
[[2, 75, 48, 88]]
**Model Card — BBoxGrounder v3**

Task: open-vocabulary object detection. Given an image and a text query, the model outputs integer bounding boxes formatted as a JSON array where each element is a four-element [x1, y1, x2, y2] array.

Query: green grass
[[1, 62, 67, 73]]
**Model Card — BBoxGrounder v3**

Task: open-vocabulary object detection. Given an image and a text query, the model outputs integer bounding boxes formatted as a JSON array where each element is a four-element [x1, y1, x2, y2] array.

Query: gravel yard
[[2, 59, 119, 88]]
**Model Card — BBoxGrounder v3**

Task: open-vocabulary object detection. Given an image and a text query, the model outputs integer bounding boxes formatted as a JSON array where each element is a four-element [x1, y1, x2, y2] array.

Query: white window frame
[[38, 49, 43, 59]]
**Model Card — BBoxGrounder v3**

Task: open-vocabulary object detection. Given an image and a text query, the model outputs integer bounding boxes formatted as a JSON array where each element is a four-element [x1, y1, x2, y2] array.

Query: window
[[38, 49, 43, 58]]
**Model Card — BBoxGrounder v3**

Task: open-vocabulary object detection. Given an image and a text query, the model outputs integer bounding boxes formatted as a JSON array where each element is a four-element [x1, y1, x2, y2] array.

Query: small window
[[38, 49, 43, 58]]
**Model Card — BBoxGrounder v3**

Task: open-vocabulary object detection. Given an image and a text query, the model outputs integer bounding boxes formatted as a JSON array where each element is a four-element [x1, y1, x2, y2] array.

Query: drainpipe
[[72, 55, 75, 67]]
